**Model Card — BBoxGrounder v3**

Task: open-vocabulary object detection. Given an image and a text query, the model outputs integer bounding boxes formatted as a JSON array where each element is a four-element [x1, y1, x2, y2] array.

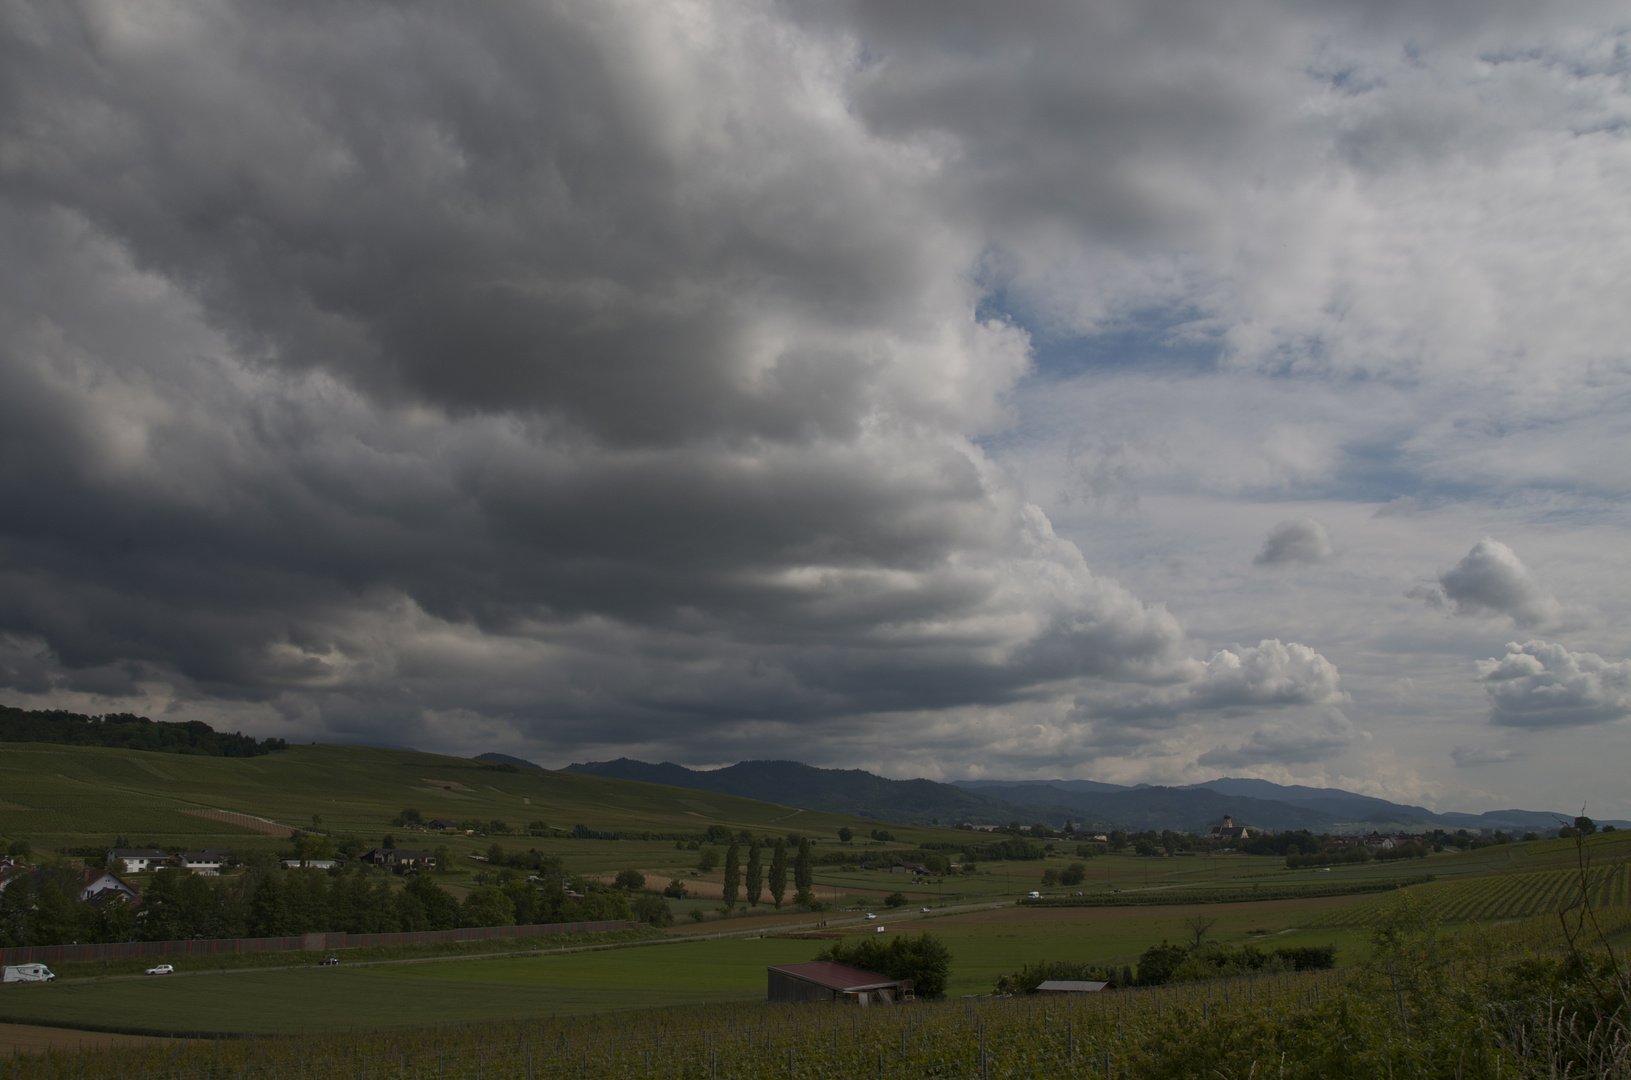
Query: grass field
[[0, 892, 1374, 1035]]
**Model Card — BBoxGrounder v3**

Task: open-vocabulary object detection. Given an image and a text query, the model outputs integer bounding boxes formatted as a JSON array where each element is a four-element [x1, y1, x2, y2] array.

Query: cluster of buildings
[[106, 847, 236, 875]]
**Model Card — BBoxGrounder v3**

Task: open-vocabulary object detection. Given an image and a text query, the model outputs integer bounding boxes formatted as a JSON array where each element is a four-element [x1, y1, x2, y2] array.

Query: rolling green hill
[[0, 741, 959, 861]]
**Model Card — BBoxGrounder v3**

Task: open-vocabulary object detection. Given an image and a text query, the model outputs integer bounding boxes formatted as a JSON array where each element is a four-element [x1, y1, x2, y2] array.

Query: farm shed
[[1036, 980, 1114, 993], [767, 961, 913, 1005]]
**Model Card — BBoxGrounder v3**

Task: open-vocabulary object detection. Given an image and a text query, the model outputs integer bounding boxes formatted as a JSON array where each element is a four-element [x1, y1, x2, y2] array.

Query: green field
[[0, 893, 1373, 1034]]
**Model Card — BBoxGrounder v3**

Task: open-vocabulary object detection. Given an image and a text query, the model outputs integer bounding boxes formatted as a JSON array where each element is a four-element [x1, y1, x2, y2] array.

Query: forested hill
[[562, 758, 1105, 827], [0, 703, 287, 756]]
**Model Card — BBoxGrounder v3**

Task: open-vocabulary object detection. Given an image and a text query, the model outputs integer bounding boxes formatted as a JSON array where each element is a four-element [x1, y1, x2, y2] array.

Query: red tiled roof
[[769, 961, 900, 991]]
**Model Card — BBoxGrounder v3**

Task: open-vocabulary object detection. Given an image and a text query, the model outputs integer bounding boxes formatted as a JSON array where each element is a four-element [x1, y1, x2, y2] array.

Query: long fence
[[0, 919, 640, 965]]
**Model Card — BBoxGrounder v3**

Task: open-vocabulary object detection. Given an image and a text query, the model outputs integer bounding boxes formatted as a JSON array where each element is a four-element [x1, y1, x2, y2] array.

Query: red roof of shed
[[769, 961, 901, 991]]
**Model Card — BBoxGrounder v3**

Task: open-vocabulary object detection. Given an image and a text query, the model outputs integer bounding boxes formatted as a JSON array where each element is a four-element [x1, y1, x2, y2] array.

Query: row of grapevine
[[1304, 859, 1631, 927], [0, 971, 1345, 1080]]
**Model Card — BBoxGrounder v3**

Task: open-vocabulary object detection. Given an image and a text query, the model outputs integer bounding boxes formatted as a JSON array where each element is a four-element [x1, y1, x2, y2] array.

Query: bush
[[630, 893, 672, 927], [816, 932, 952, 999], [1134, 940, 1337, 985], [662, 878, 687, 899], [614, 869, 646, 890], [884, 892, 907, 908]]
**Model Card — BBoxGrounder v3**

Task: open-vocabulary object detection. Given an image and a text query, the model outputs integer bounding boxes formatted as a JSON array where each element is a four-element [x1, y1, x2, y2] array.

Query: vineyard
[[0, 970, 1346, 1080], [1303, 858, 1631, 927], [1018, 876, 1431, 908]]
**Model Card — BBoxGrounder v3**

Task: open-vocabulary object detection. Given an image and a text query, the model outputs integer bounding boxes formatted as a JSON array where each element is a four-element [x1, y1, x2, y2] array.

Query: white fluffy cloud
[[1410, 539, 1563, 628], [1476, 640, 1631, 728], [1083, 639, 1346, 734]]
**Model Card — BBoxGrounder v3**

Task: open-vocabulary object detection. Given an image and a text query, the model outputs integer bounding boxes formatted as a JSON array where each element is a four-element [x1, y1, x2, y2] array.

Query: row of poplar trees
[[719, 835, 815, 909]]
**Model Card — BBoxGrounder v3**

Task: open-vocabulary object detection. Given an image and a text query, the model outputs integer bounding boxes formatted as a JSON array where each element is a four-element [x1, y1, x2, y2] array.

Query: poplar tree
[[794, 836, 814, 904], [768, 839, 788, 908], [746, 839, 763, 906], [722, 839, 741, 909]]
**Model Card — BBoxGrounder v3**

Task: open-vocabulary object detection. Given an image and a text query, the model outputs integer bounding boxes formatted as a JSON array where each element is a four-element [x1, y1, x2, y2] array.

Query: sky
[[1, 1, 1628, 817]]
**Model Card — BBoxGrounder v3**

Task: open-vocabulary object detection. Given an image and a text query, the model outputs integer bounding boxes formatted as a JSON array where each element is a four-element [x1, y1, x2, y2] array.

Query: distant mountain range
[[956, 777, 1625, 835], [558, 757, 1627, 835], [561, 758, 1095, 827]]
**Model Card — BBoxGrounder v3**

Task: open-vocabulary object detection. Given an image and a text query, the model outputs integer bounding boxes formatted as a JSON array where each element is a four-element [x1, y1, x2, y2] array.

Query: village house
[[77, 869, 141, 904], [362, 848, 436, 870], [174, 850, 233, 875], [106, 848, 170, 873]]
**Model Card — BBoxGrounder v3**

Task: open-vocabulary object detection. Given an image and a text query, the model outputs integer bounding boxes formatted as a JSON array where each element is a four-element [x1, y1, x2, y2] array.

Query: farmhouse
[[426, 819, 459, 831], [767, 961, 913, 1005], [106, 848, 170, 873], [1036, 979, 1114, 993], [281, 858, 342, 870], [175, 850, 232, 874]]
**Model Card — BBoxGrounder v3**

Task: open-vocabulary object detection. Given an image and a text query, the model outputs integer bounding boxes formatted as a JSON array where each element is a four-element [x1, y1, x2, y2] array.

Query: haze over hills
[[957, 777, 1626, 834], [563, 758, 1626, 834]]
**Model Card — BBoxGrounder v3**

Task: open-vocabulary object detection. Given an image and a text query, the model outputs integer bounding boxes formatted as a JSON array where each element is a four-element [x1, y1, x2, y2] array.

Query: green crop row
[[0, 969, 1344, 1080], [1303, 860, 1631, 927]]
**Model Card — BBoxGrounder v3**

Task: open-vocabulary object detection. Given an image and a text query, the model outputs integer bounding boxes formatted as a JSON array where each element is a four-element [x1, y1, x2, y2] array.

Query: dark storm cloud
[[0, 0, 1396, 763]]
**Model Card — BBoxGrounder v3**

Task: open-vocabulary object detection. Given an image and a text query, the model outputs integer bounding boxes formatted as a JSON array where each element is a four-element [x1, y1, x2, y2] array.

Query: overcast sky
[[2, 1, 1628, 817]]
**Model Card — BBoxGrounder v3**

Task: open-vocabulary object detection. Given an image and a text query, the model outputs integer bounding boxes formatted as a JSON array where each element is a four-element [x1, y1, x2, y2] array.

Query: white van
[[2, 964, 56, 983]]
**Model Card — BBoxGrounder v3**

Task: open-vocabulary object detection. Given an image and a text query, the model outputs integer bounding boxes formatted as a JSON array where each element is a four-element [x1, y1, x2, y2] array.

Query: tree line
[[0, 704, 286, 757], [0, 864, 640, 948]]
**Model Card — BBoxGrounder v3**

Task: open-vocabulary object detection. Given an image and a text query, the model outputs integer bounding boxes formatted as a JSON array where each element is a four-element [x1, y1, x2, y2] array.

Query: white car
[[920, 907, 931, 913], [145, 964, 174, 976], [1026, 890, 1042, 899], [864, 912, 878, 920]]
